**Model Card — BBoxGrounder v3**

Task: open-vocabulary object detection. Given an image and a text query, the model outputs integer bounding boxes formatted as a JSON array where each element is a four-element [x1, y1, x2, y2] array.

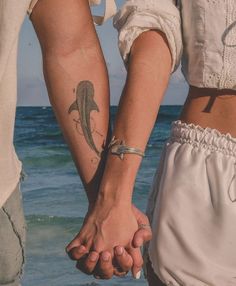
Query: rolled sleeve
[[113, 0, 182, 72]]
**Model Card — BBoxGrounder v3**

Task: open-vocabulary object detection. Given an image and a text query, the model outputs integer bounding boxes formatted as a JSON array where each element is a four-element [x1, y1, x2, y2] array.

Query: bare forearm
[[97, 31, 172, 204], [43, 46, 110, 204], [31, 1, 110, 204]]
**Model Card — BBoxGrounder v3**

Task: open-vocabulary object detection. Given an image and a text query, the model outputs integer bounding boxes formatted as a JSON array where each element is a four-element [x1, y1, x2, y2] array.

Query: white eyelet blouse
[[113, 0, 236, 90]]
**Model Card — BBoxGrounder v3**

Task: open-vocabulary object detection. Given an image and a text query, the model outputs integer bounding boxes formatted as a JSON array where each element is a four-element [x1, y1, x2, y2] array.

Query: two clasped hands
[[66, 184, 152, 279]]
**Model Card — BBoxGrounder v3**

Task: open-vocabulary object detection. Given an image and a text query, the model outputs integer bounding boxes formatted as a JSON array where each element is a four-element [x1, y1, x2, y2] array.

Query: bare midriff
[[180, 86, 236, 138]]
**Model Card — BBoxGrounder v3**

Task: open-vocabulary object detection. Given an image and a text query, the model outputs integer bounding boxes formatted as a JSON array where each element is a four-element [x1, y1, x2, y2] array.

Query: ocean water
[[15, 106, 182, 286]]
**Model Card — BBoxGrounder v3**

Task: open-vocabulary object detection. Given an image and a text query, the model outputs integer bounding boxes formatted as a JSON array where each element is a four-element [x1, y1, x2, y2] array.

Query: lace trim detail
[[169, 120, 236, 157], [219, 0, 236, 89]]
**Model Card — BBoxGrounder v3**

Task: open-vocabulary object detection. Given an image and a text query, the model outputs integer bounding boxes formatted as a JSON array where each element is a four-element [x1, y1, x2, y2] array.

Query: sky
[[17, 0, 188, 106]]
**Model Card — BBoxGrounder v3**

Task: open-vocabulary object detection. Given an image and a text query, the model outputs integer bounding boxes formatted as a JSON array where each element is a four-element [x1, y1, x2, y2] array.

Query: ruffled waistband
[[169, 120, 236, 157]]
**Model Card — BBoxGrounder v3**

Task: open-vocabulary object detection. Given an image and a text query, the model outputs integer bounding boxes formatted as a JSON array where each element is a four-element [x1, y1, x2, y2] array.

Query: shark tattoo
[[68, 81, 101, 157]]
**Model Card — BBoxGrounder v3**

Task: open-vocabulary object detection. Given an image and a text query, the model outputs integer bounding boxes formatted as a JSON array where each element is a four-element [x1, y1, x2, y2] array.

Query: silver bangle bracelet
[[108, 136, 145, 160]]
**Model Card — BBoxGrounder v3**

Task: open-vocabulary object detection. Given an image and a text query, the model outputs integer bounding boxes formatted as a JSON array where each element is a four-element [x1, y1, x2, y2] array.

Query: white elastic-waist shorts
[[146, 120, 236, 286]]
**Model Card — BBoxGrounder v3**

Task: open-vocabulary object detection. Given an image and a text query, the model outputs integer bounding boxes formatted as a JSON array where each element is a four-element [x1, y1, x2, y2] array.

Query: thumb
[[132, 226, 152, 248]]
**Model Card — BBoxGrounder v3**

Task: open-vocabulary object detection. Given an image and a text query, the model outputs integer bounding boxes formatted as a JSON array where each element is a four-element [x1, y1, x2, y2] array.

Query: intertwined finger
[[66, 235, 94, 261], [66, 236, 81, 253], [127, 247, 143, 279], [114, 246, 133, 273], [76, 251, 99, 274], [132, 225, 152, 248], [93, 251, 114, 280], [67, 245, 88, 261]]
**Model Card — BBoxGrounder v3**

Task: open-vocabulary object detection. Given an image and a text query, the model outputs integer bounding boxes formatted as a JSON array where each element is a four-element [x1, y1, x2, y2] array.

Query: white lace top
[[113, 0, 236, 90]]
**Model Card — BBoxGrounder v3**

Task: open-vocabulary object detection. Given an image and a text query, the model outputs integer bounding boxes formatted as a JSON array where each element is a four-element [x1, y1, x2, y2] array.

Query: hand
[[111, 205, 152, 279], [66, 204, 152, 279], [66, 200, 138, 258]]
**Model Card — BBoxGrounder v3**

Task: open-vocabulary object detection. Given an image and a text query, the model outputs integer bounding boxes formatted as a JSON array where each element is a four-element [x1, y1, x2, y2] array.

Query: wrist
[[96, 176, 134, 208], [95, 153, 140, 206], [103, 152, 141, 184]]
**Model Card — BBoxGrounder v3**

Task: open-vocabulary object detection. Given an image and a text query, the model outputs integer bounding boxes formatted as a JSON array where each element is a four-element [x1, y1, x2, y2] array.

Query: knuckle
[[69, 247, 87, 261], [92, 243, 103, 254], [145, 232, 152, 242]]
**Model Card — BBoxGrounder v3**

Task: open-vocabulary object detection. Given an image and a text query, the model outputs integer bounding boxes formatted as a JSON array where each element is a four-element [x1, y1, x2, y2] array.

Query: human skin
[[66, 26, 236, 286], [66, 29, 172, 282], [30, 0, 152, 279], [181, 86, 236, 137]]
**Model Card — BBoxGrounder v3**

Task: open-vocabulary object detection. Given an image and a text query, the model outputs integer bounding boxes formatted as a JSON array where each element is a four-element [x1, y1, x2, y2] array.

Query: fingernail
[[135, 271, 141, 279], [102, 252, 110, 262], [116, 246, 124, 256], [89, 252, 98, 262]]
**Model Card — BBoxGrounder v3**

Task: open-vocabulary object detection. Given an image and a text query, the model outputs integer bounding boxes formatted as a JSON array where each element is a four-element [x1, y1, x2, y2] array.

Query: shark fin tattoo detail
[[68, 81, 101, 157]]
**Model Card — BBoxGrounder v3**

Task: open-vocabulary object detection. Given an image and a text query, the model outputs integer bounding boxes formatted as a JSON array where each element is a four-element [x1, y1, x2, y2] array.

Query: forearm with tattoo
[[68, 80, 103, 158]]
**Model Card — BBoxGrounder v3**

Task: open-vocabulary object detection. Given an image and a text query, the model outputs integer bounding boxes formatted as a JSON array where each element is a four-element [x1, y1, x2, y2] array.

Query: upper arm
[[113, 0, 183, 72], [30, 0, 99, 55]]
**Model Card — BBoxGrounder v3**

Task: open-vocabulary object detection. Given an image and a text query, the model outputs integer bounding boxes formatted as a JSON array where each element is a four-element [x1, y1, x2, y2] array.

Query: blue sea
[[15, 106, 182, 286]]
